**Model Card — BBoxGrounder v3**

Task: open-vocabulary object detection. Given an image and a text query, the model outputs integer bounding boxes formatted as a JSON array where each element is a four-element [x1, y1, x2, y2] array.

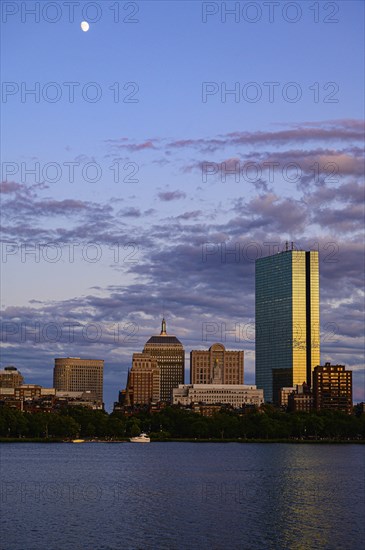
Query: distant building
[[279, 386, 297, 408], [192, 403, 226, 417], [190, 343, 244, 385], [288, 392, 314, 413], [0, 385, 48, 411], [113, 389, 128, 412], [313, 363, 352, 414], [0, 366, 24, 388], [0, 386, 102, 411], [124, 353, 160, 406], [191, 403, 257, 417], [255, 249, 320, 403], [173, 384, 264, 409], [142, 319, 185, 403], [280, 382, 312, 410], [53, 357, 104, 403], [15, 384, 43, 401], [53, 390, 103, 410]]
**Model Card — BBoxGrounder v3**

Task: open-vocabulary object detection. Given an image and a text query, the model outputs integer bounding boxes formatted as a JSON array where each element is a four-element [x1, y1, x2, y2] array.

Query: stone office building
[[190, 343, 244, 385], [124, 353, 161, 406], [142, 319, 185, 403]]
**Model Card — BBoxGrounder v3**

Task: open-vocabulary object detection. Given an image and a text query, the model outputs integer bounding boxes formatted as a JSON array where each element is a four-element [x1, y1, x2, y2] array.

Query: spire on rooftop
[[160, 318, 167, 335]]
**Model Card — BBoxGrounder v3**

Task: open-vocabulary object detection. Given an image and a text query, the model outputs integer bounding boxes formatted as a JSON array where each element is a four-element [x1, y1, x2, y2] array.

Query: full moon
[[81, 21, 89, 32]]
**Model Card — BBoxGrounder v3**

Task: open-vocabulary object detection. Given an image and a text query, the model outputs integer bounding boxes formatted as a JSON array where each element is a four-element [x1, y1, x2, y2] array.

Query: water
[[1, 443, 364, 550]]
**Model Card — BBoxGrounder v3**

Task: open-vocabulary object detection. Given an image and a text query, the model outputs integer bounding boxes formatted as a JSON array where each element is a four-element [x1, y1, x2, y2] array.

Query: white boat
[[130, 432, 150, 443]]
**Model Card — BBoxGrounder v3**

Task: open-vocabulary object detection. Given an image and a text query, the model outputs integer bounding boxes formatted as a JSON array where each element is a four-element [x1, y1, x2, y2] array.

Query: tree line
[[0, 405, 364, 440]]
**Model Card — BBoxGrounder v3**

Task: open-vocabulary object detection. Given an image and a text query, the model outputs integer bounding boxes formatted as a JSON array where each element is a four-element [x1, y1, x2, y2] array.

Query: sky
[[1, 0, 364, 410]]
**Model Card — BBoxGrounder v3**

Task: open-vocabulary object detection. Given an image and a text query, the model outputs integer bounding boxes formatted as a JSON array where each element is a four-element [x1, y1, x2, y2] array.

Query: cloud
[[2, 119, 364, 407], [167, 119, 364, 152], [105, 138, 159, 152], [118, 207, 141, 218], [175, 211, 203, 221], [0, 181, 25, 194], [157, 190, 187, 201], [233, 193, 308, 232]]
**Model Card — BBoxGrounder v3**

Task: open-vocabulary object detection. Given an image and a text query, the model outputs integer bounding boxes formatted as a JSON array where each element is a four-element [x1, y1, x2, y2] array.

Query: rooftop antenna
[[291, 241, 294, 250], [285, 241, 288, 251]]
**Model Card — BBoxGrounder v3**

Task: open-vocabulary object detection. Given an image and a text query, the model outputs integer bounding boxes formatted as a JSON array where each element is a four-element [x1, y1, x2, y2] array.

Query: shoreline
[[1, 437, 364, 444]]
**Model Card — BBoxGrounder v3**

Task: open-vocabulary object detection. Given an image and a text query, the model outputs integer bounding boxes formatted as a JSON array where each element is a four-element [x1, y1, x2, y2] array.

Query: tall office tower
[[53, 358, 104, 403], [124, 353, 160, 406], [190, 343, 244, 384], [0, 366, 24, 388], [313, 363, 352, 414], [255, 248, 320, 403], [143, 319, 185, 403]]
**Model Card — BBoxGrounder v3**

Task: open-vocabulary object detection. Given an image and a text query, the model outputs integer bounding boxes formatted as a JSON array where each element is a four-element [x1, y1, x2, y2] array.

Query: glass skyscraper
[[255, 250, 320, 403]]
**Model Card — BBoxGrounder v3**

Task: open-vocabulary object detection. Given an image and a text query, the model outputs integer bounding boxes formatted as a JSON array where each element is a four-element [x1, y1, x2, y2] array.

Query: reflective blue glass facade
[[255, 250, 320, 403]]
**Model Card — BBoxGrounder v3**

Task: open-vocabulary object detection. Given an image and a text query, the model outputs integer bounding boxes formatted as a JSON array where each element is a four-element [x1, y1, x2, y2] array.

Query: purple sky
[[1, 1, 364, 409]]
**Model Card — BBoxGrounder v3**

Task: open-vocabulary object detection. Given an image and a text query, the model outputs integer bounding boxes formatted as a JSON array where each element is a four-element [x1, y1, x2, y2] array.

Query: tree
[[48, 415, 79, 438], [191, 420, 209, 439], [27, 412, 50, 438], [0, 408, 28, 437], [107, 416, 126, 438], [212, 413, 239, 439]]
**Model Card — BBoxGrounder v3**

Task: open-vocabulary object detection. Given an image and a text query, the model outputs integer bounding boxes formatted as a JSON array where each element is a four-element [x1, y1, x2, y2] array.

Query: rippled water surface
[[1, 443, 364, 549]]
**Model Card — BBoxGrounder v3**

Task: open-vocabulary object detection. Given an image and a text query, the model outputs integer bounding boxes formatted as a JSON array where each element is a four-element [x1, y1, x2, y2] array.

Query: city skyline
[[1, 2, 364, 410], [2, 242, 364, 410]]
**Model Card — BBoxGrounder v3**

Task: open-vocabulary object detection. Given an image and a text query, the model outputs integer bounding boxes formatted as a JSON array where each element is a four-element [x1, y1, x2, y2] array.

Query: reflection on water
[[1, 443, 364, 550]]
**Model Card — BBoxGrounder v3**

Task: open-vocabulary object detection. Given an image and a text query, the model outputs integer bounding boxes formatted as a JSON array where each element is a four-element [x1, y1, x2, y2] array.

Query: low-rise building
[[288, 392, 314, 413], [281, 383, 313, 411], [54, 390, 103, 410], [0, 386, 103, 411], [173, 384, 264, 409]]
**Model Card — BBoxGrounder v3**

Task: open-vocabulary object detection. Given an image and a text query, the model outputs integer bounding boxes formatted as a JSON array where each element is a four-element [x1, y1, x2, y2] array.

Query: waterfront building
[[255, 247, 320, 403], [0, 385, 43, 411], [172, 384, 264, 409], [53, 390, 103, 410], [190, 343, 244, 384], [0, 366, 24, 388], [142, 319, 185, 403], [313, 362, 352, 414], [53, 357, 104, 403], [0, 386, 102, 411]]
